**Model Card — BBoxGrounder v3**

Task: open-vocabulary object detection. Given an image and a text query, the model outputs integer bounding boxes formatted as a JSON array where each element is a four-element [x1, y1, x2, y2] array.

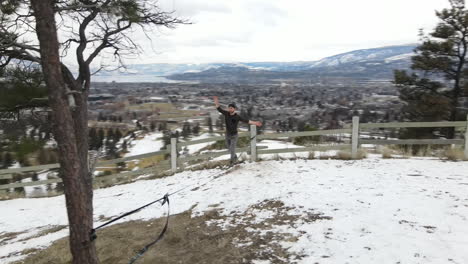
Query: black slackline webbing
[[90, 195, 167, 241], [89, 154, 240, 262], [128, 194, 170, 264], [90, 165, 234, 241]]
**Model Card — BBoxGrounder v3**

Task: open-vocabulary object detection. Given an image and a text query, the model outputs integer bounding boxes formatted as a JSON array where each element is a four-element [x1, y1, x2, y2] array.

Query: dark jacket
[[217, 107, 249, 135]]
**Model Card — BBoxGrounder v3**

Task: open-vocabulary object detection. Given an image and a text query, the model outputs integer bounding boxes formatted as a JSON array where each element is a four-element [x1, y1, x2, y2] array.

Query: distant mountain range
[[93, 44, 416, 83]]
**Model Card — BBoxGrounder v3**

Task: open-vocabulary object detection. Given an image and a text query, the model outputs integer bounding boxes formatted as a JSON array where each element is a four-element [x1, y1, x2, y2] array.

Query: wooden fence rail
[[1, 116, 467, 191]]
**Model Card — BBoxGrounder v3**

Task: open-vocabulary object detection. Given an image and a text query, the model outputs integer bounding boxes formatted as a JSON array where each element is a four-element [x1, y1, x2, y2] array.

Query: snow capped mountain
[[311, 45, 415, 68], [92, 44, 417, 82]]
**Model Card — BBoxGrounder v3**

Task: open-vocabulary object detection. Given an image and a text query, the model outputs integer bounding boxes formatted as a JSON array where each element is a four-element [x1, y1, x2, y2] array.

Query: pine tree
[[106, 129, 115, 145], [3, 152, 13, 169], [136, 121, 143, 130], [207, 117, 213, 133], [31, 172, 39, 181], [0, 67, 48, 121], [394, 0, 468, 138], [114, 129, 122, 143], [88, 127, 98, 150], [121, 140, 128, 151], [193, 123, 200, 135], [161, 130, 172, 150], [97, 129, 105, 149], [181, 122, 189, 139], [297, 121, 306, 132]]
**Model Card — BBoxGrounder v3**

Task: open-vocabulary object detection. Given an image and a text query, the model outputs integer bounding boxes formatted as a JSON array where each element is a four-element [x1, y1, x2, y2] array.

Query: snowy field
[[1, 156, 468, 263], [183, 133, 220, 154], [123, 132, 163, 157]]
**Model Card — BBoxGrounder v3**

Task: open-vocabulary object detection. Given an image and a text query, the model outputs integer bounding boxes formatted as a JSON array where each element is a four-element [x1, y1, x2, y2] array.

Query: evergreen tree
[[297, 121, 306, 132], [193, 122, 200, 135], [106, 129, 115, 143], [181, 122, 189, 139], [161, 130, 172, 150], [3, 152, 13, 169], [0, 67, 48, 120], [88, 127, 99, 150], [207, 117, 213, 133], [394, 0, 468, 138], [114, 129, 122, 143], [31, 172, 39, 181], [97, 129, 105, 149], [136, 120, 143, 130]]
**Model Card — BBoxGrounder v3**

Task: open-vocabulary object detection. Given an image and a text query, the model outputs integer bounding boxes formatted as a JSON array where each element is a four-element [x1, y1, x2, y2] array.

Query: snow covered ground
[[123, 132, 163, 157], [1, 156, 468, 263], [183, 133, 220, 154]]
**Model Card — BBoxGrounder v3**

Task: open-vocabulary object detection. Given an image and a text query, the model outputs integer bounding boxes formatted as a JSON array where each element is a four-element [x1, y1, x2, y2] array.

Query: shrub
[[443, 148, 466, 161]]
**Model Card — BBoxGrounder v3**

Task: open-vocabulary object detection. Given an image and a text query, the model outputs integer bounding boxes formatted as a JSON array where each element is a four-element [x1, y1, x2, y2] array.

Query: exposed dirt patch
[[0, 231, 26, 244], [17, 225, 67, 243], [14, 200, 331, 264]]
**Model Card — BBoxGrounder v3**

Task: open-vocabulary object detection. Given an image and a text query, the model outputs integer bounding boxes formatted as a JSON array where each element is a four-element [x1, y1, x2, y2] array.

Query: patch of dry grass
[[126, 103, 174, 112], [16, 200, 331, 264], [336, 150, 367, 160], [124, 155, 167, 171], [187, 160, 229, 171], [380, 147, 394, 159], [316, 150, 367, 160], [0, 191, 26, 201], [0, 231, 26, 244], [443, 148, 467, 161], [17, 225, 67, 243]]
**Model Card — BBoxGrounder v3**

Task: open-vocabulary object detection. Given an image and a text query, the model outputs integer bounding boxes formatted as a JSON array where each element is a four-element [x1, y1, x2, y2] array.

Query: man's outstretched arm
[[213, 96, 220, 108], [239, 115, 262, 127], [248, 120, 262, 127], [213, 96, 228, 115]]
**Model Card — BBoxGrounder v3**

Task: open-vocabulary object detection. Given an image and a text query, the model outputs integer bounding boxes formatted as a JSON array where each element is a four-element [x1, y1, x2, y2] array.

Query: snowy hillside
[[1, 156, 467, 263], [92, 44, 416, 82], [311, 45, 415, 67]]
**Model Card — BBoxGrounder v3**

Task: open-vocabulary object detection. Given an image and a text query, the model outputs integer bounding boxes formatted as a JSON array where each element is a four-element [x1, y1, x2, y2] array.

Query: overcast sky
[[123, 0, 451, 64]]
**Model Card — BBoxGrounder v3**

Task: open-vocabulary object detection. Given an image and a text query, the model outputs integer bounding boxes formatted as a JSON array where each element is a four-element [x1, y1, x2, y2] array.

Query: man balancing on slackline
[[213, 96, 262, 166]]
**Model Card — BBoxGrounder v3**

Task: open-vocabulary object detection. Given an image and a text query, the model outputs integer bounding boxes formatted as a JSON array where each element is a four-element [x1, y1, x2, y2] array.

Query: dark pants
[[225, 134, 238, 163]]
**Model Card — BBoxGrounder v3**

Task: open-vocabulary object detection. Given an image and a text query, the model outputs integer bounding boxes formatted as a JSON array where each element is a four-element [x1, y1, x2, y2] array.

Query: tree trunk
[[30, 1, 98, 263]]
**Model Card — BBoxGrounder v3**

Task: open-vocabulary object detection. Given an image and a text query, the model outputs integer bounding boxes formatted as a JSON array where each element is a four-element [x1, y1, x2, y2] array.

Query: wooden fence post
[[351, 116, 360, 159], [250, 125, 257, 162], [465, 114, 468, 160], [171, 137, 177, 173]]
